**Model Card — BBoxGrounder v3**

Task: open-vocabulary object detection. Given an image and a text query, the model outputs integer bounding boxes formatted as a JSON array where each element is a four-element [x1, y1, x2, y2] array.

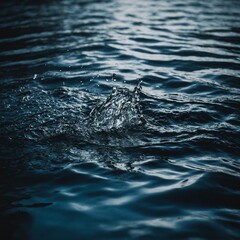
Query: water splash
[[87, 81, 145, 133]]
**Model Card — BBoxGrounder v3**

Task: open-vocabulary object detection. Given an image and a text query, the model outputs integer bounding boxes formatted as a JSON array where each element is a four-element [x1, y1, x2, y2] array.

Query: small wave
[[86, 81, 145, 133]]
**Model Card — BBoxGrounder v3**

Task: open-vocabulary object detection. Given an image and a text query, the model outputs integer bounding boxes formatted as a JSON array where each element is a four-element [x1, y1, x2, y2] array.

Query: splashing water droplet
[[87, 82, 145, 133]]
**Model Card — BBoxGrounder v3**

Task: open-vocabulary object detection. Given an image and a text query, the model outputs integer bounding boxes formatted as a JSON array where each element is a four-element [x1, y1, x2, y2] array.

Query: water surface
[[0, 0, 240, 239]]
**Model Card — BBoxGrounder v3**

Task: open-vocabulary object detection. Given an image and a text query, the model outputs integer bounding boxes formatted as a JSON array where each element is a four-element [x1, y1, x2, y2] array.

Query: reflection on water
[[0, 0, 240, 239]]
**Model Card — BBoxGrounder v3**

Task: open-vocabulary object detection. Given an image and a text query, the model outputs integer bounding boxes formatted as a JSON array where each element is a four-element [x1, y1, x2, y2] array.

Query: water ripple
[[1, 0, 240, 239]]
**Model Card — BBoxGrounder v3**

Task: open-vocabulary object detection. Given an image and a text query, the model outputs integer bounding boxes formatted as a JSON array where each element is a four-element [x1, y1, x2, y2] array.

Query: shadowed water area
[[0, 0, 240, 239]]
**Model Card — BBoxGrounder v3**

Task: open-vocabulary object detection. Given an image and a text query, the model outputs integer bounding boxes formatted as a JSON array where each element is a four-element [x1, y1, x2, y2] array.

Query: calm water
[[1, 0, 240, 239]]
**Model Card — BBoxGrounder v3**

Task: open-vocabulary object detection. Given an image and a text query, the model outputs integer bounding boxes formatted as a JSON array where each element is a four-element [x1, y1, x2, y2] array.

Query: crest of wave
[[87, 82, 145, 134]]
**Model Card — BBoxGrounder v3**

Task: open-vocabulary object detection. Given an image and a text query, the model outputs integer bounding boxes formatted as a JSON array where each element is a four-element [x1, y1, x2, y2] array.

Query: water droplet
[[87, 82, 144, 133]]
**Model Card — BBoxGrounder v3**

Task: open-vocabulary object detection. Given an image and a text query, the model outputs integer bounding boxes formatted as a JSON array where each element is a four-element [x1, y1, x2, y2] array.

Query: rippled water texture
[[1, 0, 240, 239]]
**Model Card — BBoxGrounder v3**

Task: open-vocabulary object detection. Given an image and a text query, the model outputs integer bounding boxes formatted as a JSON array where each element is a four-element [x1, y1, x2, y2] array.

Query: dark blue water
[[1, 0, 240, 239]]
